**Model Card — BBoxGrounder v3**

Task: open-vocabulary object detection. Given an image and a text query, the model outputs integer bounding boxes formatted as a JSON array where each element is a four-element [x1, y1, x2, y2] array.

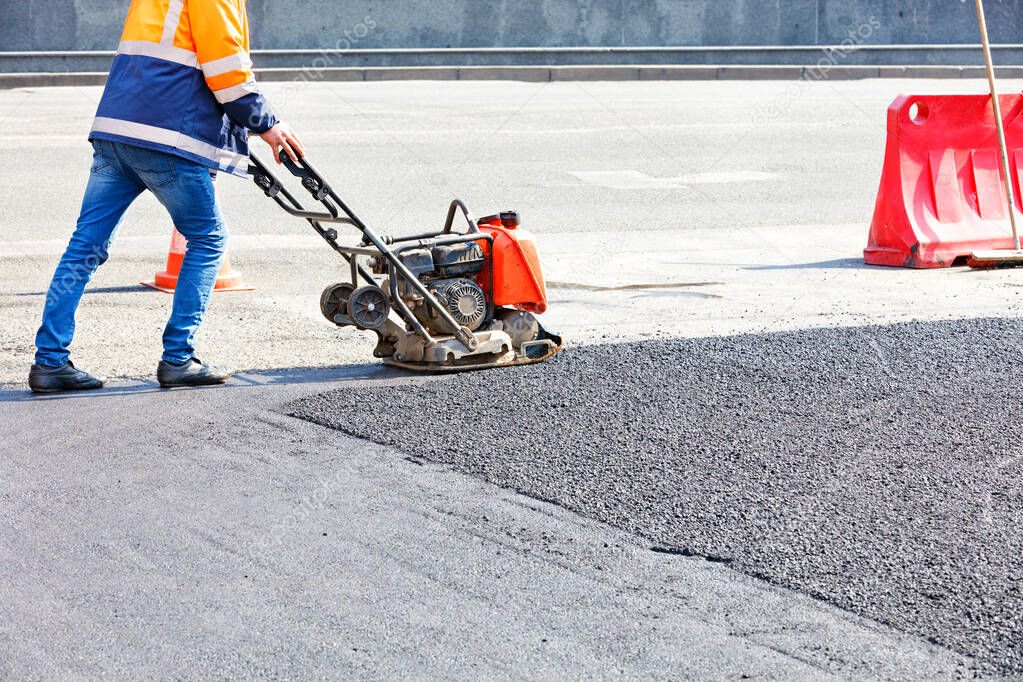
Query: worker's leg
[[34, 140, 145, 367], [119, 144, 227, 365]]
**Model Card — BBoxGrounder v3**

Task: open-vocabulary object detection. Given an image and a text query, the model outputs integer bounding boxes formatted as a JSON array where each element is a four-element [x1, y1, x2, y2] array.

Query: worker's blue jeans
[[35, 139, 227, 367]]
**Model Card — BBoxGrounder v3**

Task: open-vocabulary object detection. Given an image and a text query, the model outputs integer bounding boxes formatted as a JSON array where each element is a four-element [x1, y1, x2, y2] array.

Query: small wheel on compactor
[[348, 285, 391, 330], [320, 282, 356, 326]]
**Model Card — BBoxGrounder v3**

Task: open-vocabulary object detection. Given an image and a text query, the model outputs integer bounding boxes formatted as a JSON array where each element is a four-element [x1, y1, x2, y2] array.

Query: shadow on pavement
[[743, 258, 870, 271], [12, 285, 151, 297], [0, 363, 397, 403]]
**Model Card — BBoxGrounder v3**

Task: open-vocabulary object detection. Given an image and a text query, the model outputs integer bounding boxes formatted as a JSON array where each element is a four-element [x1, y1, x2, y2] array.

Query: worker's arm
[[191, 0, 304, 162]]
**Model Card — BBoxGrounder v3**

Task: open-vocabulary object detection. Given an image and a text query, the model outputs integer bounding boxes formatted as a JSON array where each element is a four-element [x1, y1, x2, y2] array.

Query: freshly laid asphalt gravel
[[289, 318, 1023, 674]]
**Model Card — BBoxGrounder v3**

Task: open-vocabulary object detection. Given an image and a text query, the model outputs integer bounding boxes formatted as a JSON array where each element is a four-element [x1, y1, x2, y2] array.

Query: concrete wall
[[2, 0, 1022, 53]]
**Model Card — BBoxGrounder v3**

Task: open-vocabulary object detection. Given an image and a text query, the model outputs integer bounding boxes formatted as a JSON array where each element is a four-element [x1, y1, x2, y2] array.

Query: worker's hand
[[259, 122, 305, 164]]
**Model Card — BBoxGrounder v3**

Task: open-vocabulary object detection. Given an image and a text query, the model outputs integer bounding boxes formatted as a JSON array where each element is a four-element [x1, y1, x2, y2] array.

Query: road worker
[[30, 0, 303, 393]]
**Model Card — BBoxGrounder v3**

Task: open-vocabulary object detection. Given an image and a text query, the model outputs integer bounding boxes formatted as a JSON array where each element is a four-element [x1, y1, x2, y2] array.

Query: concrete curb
[[4, 65, 1023, 89], [4, 44, 1023, 72]]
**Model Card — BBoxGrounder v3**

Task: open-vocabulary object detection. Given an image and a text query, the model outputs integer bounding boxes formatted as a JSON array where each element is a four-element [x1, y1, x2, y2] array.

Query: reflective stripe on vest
[[212, 78, 259, 104], [115, 40, 253, 89], [117, 40, 199, 69], [161, 0, 186, 45], [91, 116, 248, 173], [201, 51, 253, 78]]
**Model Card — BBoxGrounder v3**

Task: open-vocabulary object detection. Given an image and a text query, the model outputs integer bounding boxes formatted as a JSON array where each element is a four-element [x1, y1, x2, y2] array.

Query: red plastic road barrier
[[864, 93, 1023, 268]]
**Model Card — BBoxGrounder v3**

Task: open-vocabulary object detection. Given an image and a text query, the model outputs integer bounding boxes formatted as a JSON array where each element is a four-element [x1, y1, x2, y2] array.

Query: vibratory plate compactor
[[249, 154, 564, 372]]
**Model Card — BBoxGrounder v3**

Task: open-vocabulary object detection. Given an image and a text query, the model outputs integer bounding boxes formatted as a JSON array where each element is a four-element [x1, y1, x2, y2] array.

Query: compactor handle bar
[[247, 153, 481, 352]]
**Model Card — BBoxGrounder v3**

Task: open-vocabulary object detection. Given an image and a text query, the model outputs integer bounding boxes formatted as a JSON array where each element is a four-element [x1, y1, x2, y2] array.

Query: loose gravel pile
[[289, 318, 1023, 674]]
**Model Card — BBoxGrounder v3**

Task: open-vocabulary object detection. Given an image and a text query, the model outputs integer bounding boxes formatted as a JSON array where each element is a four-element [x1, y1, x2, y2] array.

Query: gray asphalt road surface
[[0, 367, 971, 679], [289, 318, 1023, 675]]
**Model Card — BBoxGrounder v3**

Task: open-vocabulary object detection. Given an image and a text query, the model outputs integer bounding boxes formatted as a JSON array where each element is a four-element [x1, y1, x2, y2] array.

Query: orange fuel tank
[[477, 212, 548, 314]]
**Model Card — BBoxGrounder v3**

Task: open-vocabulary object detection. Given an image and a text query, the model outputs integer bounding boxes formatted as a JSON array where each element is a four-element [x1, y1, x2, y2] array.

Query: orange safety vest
[[90, 0, 277, 176]]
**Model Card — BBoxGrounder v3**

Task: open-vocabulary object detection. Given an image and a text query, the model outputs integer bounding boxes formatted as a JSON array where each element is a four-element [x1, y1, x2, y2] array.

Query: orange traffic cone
[[141, 228, 253, 293]]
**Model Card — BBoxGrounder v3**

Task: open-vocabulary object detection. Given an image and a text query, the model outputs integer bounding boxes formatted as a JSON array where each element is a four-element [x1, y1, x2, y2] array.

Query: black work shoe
[[28, 361, 106, 394], [157, 357, 231, 388]]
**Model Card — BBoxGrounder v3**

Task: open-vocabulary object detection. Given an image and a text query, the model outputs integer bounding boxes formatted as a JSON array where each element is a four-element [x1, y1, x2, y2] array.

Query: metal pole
[[975, 0, 1021, 251]]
